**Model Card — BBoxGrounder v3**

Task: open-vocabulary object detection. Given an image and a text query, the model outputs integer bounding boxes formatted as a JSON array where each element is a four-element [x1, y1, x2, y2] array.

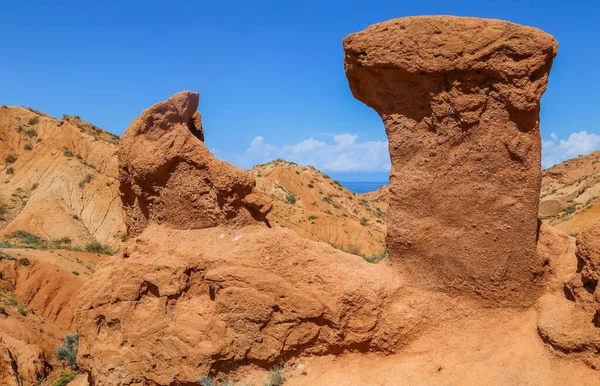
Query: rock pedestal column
[[344, 16, 558, 305]]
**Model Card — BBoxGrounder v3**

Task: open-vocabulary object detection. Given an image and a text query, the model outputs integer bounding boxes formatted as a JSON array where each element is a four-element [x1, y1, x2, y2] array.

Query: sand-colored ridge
[[252, 159, 386, 257], [0, 105, 125, 249], [540, 150, 600, 236]]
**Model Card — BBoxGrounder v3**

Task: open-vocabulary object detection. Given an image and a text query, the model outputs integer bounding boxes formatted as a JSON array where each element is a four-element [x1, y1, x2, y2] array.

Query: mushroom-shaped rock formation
[[344, 16, 558, 305], [118, 91, 272, 237]]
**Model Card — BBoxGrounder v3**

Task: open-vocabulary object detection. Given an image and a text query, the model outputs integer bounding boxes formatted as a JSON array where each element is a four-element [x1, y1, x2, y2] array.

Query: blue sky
[[1, 0, 598, 181]]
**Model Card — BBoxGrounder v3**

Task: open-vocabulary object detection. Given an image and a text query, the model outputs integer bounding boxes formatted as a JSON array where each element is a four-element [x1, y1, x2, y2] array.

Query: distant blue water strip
[[339, 181, 387, 194]]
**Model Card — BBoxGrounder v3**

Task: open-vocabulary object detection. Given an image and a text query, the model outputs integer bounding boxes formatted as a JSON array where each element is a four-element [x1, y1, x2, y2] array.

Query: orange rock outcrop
[[344, 16, 558, 305], [118, 91, 271, 237], [76, 92, 407, 385]]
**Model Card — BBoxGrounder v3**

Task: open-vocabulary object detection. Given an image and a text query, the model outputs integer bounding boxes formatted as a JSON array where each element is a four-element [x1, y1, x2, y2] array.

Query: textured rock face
[[118, 91, 271, 237], [344, 16, 558, 304], [76, 226, 409, 385], [77, 92, 413, 384], [537, 222, 600, 369]]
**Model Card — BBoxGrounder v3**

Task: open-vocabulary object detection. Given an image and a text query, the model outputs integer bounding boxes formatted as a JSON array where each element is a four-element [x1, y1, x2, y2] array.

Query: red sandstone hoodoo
[[344, 16, 558, 305]]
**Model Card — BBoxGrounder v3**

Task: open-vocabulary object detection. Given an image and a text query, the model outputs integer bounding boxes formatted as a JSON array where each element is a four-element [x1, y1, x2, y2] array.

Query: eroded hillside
[[540, 151, 600, 236], [252, 159, 386, 259], [0, 106, 125, 249], [0, 247, 104, 384]]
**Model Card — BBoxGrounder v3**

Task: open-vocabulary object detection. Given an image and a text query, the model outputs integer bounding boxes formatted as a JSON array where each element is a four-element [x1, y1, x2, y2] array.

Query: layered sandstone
[[539, 151, 600, 235], [344, 16, 558, 304], [0, 106, 125, 248], [118, 91, 271, 237], [252, 159, 387, 257]]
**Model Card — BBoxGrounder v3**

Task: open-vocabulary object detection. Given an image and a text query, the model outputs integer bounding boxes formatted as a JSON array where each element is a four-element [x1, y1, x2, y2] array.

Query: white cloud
[[232, 130, 600, 173], [542, 131, 600, 168], [238, 134, 391, 172]]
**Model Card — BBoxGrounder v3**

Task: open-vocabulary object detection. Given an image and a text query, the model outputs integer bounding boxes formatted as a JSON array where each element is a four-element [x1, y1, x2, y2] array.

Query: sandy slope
[[0, 106, 125, 248], [539, 150, 600, 236], [252, 159, 386, 257]]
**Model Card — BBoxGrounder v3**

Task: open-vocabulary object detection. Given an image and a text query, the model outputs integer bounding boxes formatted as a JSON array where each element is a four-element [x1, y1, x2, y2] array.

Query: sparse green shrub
[[196, 376, 216, 386], [36, 137, 42, 143], [31, 182, 39, 190], [24, 143, 32, 151], [16, 125, 24, 133], [76, 153, 83, 160], [285, 192, 297, 205], [85, 241, 115, 255], [308, 215, 318, 221], [0, 306, 5, 314], [79, 173, 94, 188], [24, 128, 38, 137], [72, 271, 79, 276], [6, 167, 14, 175], [56, 333, 79, 370], [62, 147, 74, 158], [322, 196, 333, 205], [307, 183, 314, 189], [121, 233, 127, 242], [28, 116, 39, 125], [360, 217, 368, 226], [8, 230, 43, 246], [52, 370, 76, 386], [564, 205, 577, 215], [4, 154, 17, 164], [263, 363, 286, 386], [54, 236, 72, 245], [18, 258, 30, 266], [17, 302, 28, 315], [364, 250, 387, 264]]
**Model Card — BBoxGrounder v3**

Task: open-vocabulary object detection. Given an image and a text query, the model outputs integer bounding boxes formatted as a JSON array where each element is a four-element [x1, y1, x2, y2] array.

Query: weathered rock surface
[[76, 225, 410, 385], [344, 16, 558, 305], [538, 221, 600, 369], [0, 248, 103, 384], [77, 92, 412, 384], [118, 91, 271, 237]]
